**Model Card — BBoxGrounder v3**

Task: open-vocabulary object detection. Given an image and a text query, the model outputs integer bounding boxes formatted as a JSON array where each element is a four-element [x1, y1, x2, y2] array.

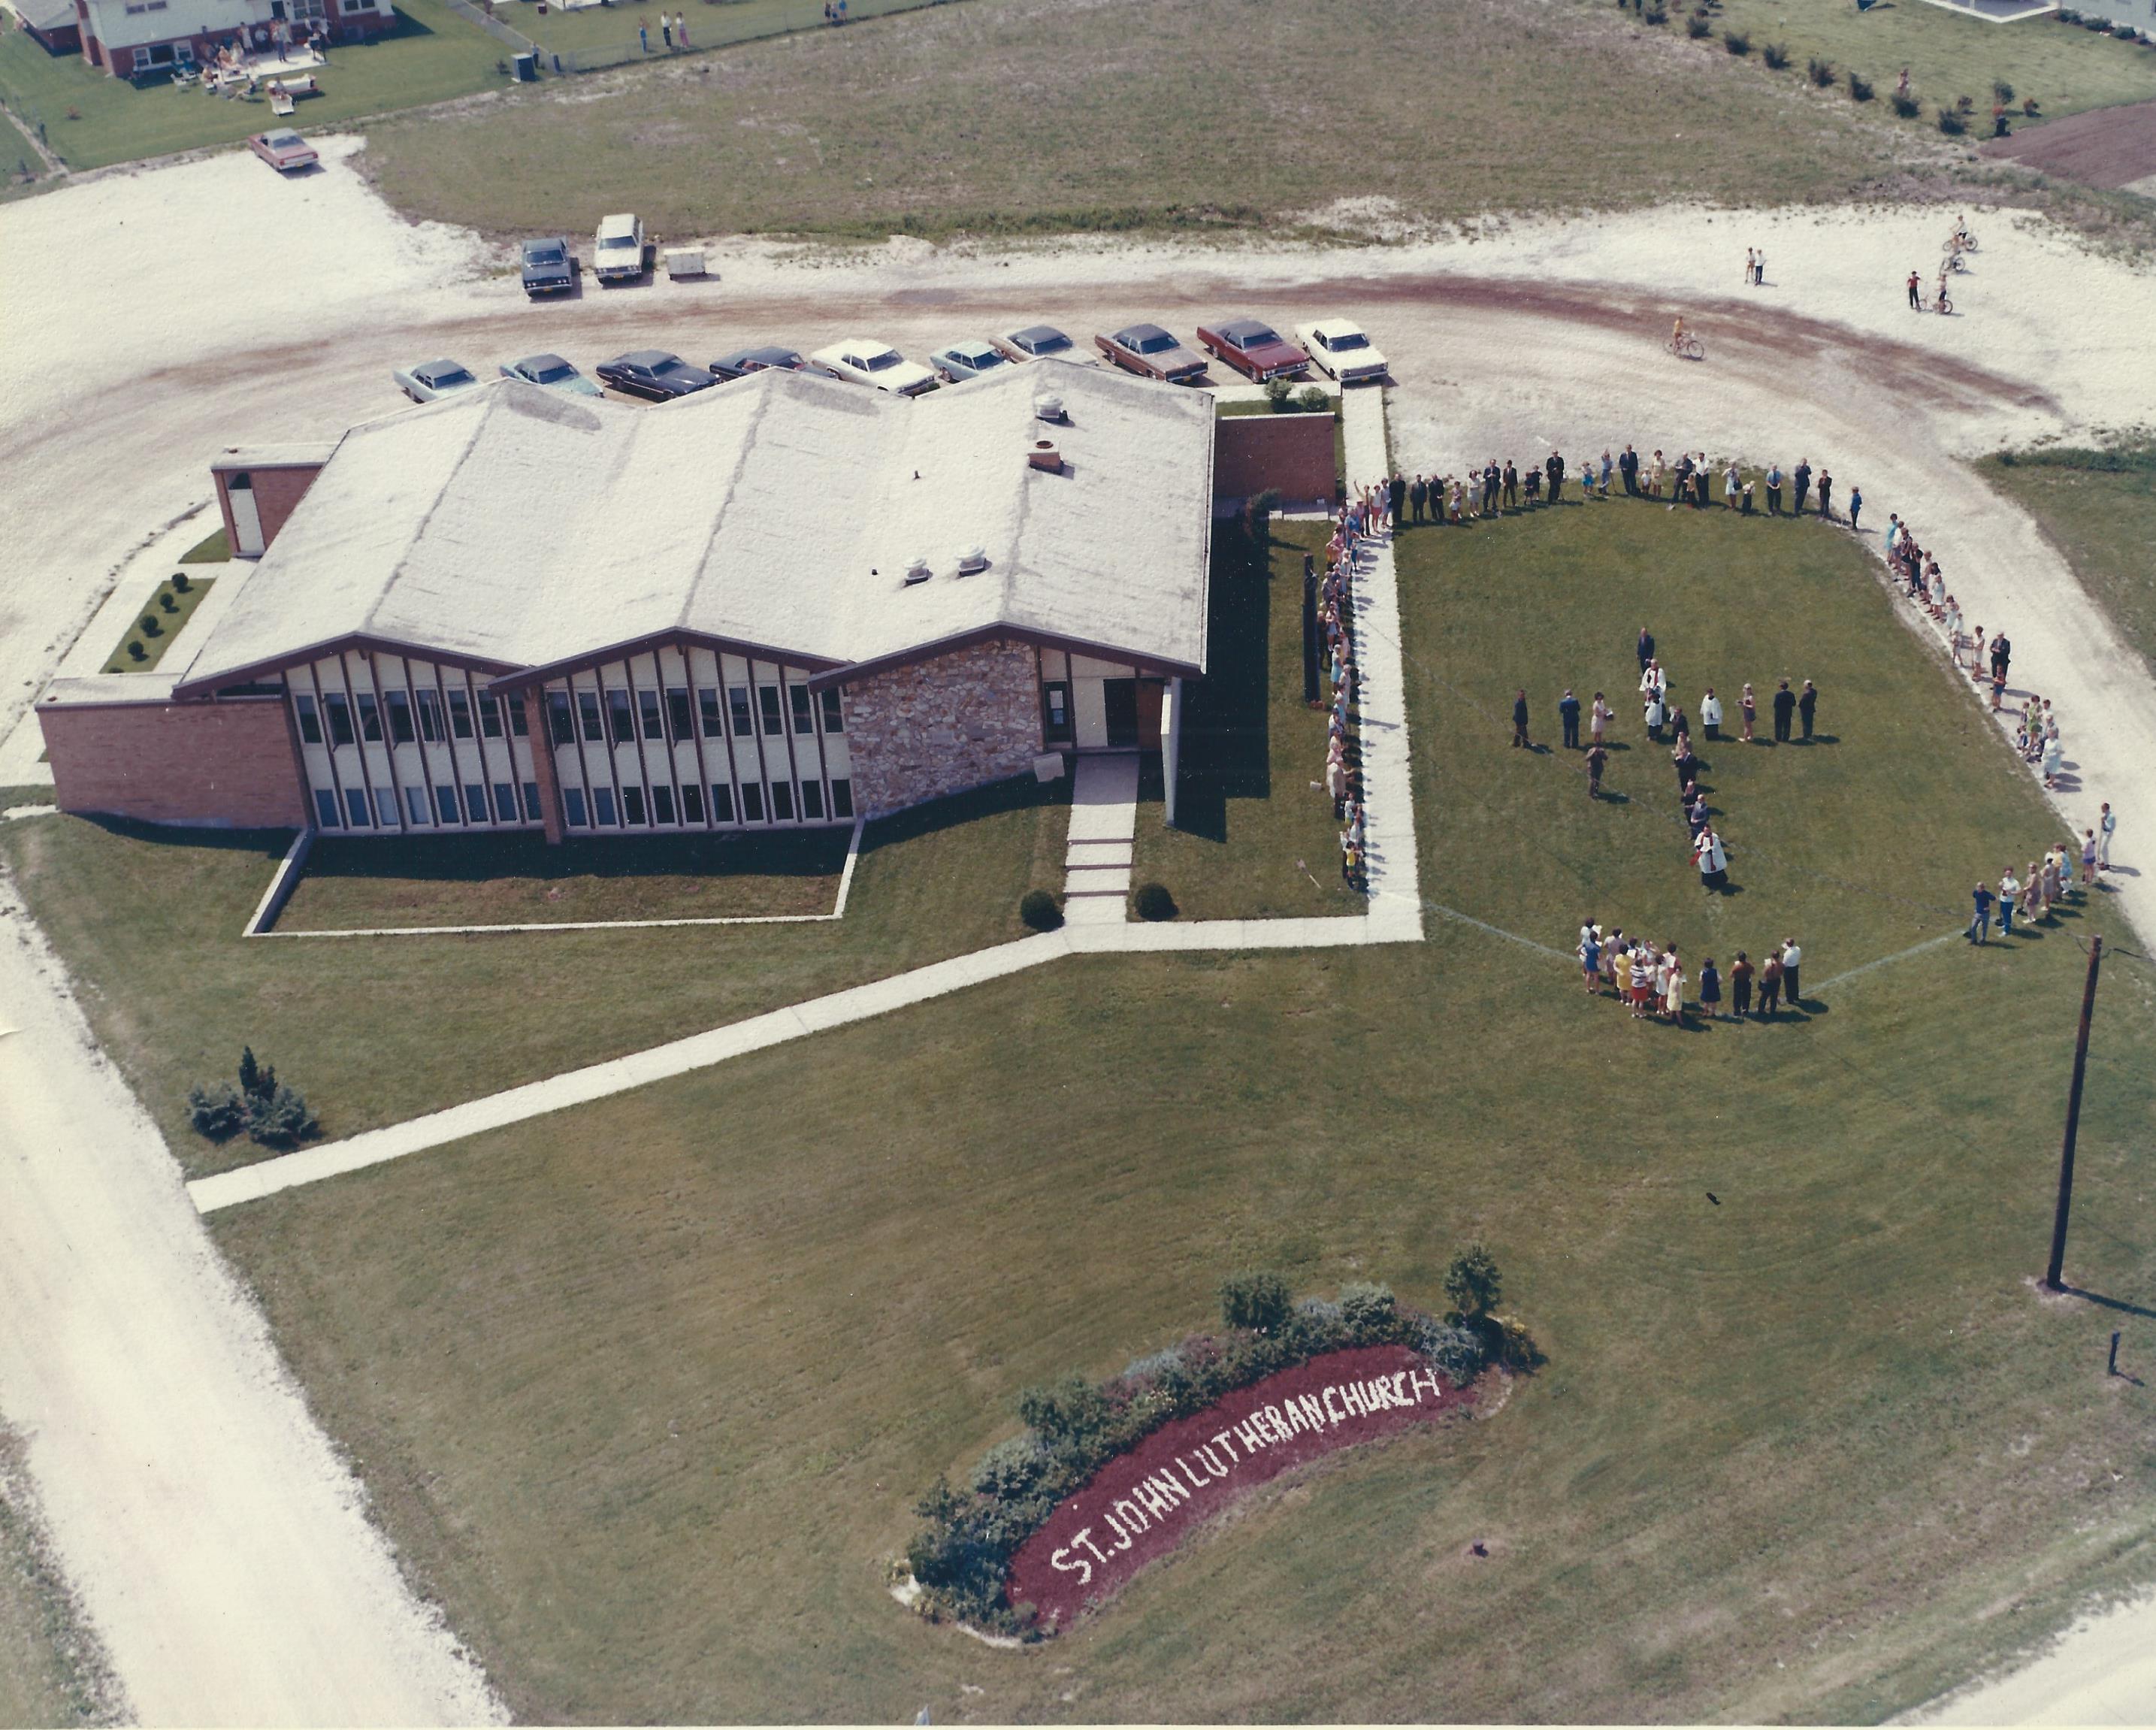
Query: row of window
[[545, 683, 842, 748], [561, 778, 853, 828], [318, 782, 540, 831], [296, 688, 528, 749]]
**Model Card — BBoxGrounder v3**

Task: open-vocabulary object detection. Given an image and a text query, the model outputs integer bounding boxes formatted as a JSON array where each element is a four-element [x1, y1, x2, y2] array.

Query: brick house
[[72, 0, 392, 77], [38, 361, 1215, 842]]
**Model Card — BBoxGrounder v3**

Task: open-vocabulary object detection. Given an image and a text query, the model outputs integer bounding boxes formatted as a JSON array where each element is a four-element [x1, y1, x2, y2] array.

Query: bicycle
[[1929, 287, 1954, 316], [1667, 331, 1705, 361], [1943, 248, 1969, 275]]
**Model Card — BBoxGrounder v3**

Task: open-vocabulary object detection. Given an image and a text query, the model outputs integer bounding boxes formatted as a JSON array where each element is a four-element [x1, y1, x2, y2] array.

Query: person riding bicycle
[[1672, 315, 1689, 349], [1934, 266, 1952, 313]]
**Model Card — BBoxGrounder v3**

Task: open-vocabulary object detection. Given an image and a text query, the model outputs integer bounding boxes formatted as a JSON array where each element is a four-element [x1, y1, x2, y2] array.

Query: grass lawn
[[1131, 519, 1363, 920], [361, 0, 1914, 241], [101, 573, 214, 673], [201, 492, 2156, 1722], [0, 0, 505, 171], [504, 0, 963, 65], [279, 824, 853, 929], [178, 526, 230, 563], [1979, 443, 2156, 677], [0, 774, 1066, 1175]]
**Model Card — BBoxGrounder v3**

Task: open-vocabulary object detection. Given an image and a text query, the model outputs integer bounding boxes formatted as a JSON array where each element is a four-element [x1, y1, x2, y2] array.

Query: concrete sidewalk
[[1062, 752, 1138, 925]]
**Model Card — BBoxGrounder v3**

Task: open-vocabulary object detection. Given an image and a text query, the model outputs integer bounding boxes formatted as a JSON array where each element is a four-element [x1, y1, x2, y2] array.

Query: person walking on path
[[1729, 950, 1755, 1017], [1758, 953, 1783, 1018], [1780, 937, 1801, 1006], [1740, 682, 1757, 743], [1513, 689, 1531, 749], [1798, 679, 1817, 741], [1772, 679, 1796, 743], [1560, 688, 1582, 749], [1998, 867, 2020, 935], [1793, 458, 1813, 517], [1637, 627, 1656, 675], [1586, 742, 1609, 798], [1848, 484, 1862, 532], [2100, 802, 2116, 869], [1699, 956, 1722, 1019], [1968, 881, 1994, 943], [1765, 461, 1784, 516]]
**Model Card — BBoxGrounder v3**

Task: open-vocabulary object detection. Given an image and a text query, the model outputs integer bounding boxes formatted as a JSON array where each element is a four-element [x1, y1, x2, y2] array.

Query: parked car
[[499, 353, 603, 397], [809, 340, 938, 397], [993, 324, 1077, 363], [708, 346, 808, 381], [591, 213, 646, 283], [519, 236, 576, 298], [595, 350, 718, 401], [392, 358, 481, 404], [1196, 317, 1311, 383], [247, 128, 318, 173], [929, 340, 1014, 385], [1295, 318, 1389, 385], [1094, 322, 1208, 384]]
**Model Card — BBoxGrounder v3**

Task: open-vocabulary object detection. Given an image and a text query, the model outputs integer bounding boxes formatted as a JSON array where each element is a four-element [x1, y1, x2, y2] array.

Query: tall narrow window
[[594, 787, 618, 826], [547, 691, 575, 745], [770, 782, 794, 821], [621, 786, 646, 825], [830, 779, 854, 818], [521, 782, 541, 821], [681, 785, 706, 824], [801, 781, 824, 821], [758, 685, 784, 736], [820, 688, 845, 733], [493, 783, 517, 823], [377, 790, 401, 828], [508, 696, 530, 738], [608, 689, 636, 743], [478, 693, 504, 738], [564, 787, 588, 827], [415, 688, 444, 743], [344, 788, 370, 827], [313, 788, 339, 828], [652, 785, 675, 825], [710, 783, 735, 823], [739, 783, 764, 822], [463, 785, 488, 824], [789, 685, 814, 734], [355, 693, 383, 743], [638, 689, 664, 740], [434, 785, 458, 825], [667, 688, 694, 741], [698, 689, 724, 737], [384, 689, 416, 744], [578, 691, 604, 742], [294, 694, 323, 745], [447, 690, 474, 739], [406, 786, 429, 826], [323, 692, 355, 746], [728, 687, 753, 734]]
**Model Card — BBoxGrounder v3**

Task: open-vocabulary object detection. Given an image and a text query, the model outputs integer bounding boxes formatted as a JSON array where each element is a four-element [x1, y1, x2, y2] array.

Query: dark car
[[1196, 317, 1311, 383], [1094, 322, 1208, 384], [520, 236, 576, 298], [595, 350, 720, 401], [708, 345, 808, 381], [993, 324, 1076, 363]]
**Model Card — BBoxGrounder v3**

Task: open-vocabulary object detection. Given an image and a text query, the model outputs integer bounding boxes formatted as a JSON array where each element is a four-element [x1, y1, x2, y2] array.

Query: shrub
[[1992, 78, 2015, 102], [1242, 486, 1282, 546], [139, 615, 161, 637], [246, 1084, 317, 1148], [1219, 1270, 1293, 1335], [1723, 28, 1749, 53], [1017, 1374, 1114, 1456], [186, 1081, 247, 1140], [1643, 3, 1665, 21], [1807, 56, 1834, 86], [1444, 1244, 1504, 1323], [1414, 1317, 1489, 1386], [1293, 384, 1329, 413], [2056, 6, 2079, 19], [1132, 882, 1177, 921], [1686, 11, 1711, 37], [237, 1045, 273, 1100], [1018, 888, 1062, 931], [159, 592, 179, 612], [1338, 1281, 1399, 1342], [1489, 1315, 1547, 1371], [1937, 104, 1966, 134], [125, 641, 147, 662], [971, 1434, 1052, 1502], [1955, 92, 1976, 112], [1891, 90, 1921, 116], [171, 571, 190, 593], [1761, 41, 1788, 68], [1847, 71, 1873, 101]]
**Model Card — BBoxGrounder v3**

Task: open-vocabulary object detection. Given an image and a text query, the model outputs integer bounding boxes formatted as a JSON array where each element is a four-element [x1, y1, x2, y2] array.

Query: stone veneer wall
[[842, 637, 1043, 818]]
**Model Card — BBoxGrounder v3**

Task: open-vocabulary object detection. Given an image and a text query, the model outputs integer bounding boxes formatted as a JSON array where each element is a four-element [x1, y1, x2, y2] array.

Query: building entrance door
[[1135, 678, 1164, 749], [1102, 679, 1139, 749]]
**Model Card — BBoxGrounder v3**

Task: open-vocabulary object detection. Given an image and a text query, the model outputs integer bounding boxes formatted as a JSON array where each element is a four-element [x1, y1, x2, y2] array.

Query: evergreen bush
[[171, 571, 191, 593], [1891, 89, 1921, 116], [1219, 1270, 1293, 1334], [1937, 104, 1967, 134], [1847, 71, 1873, 100], [1807, 56, 1834, 86], [139, 615, 161, 637], [186, 1081, 248, 1140], [1019, 888, 1063, 931], [246, 1084, 318, 1148], [1723, 29, 1749, 53], [1686, 11, 1712, 37], [1761, 41, 1788, 68], [125, 642, 147, 663], [1132, 882, 1177, 921]]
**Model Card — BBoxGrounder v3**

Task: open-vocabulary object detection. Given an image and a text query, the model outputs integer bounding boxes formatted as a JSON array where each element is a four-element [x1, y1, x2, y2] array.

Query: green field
[[0, 0, 504, 171], [1980, 443, 2156, 676], [0, 776, 1066, 1175], [503, 0, 968, 68], [189, 498, 2156, 1722]]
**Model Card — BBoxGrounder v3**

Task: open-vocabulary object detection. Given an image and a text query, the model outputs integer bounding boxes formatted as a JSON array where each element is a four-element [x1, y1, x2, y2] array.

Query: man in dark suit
[[1637, 626, 1656, 674], [1792, 458, 1813, 516], [1546, 451, 1565, 503], [1409, 475, 1427, 522], [1559, 688, 1582, 749], [1772, 679, 1797, 743], [1502, 460, 1519, 509], [1512, 689, 1532, 749], [1389, 472, 1407, 525], [1798, 679, 1817, 739], [1619, 445, 1640, 495]]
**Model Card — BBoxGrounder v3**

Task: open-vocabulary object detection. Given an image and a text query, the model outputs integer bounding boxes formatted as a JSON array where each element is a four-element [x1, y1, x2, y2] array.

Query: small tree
[[1338, 1281, 1399, 1343], [186, 1081, 247, 1140], [1132, 882, 1177, 921], [1937, 104, 1967, 134], [1019, 888, 1063, 932], [1992, 77, 2015, 101], [1263, 374, 1295, 412], [246, 1084, 317, 1148], [159, 591, 179, 613], [139, 615, 162, 637], [1847, 70, 1874, 101], [1243, 486, 1283, 547], [1761, 41, 1788, 68], [125, 642, 147, 663], [1807, 56, 1835, 86], [1444, 1244, 1503, 1324], [237, 1045, 276, 1100], [1723, 29, 1749, 53], [1293, 384, 1329, 413], [171, 571, 191, 593], [1219, 1270, 1293, 1334]]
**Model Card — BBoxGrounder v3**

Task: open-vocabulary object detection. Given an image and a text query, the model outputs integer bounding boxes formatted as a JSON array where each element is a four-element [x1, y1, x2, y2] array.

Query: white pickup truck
[[591, 213, 646, 284]]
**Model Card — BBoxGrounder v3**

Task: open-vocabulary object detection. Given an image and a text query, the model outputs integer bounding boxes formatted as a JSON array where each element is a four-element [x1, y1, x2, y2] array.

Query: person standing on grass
[[1504, 459, 1519, 510], [1817, 470, 1835, 521], [1991, 664, 2007, 713], [1645, 689, 1666, 743], [1621, 444, 1640, 495], [1601, 450, 1616, 495], [1740, 682, 1758, 742], [1674, 735, 1699, 792], [1780, 937, 1802, 1005], [1560, 687, 1582, 750], [1628, 945, 1651, 1020], [1637, 626, 1656, 674], [1390, 472, 1408, 526], [2081, 829, 2098, 891], [1968, 880, 1994, 944], [1697, 826, 1729, 892], [1723, 460, 1740, 510], [1998, 866, 2020, 936], [2100, 802, 2115, 870], [1798, 679, 1818, 740], [1773, 679, 1796, 743], [1848, 483, 1863, 531], [1592, 691, 1613, 747], [1586, 741, 1609, 798], [1665, 954, 1686, 1025], [1765, 460, 1784, 516], [1730, 950, 1754, 1018], [639, 20, 649, 50], [1694, 460, 1712, 510], [1701, 688, 1722, 739], [677, 11, 690, 47], [1547, 451, 1565, 504], [1513, 688, 1531, 749], [1699, 956, 1722, 1019], [1651, 449, 1667, 498], [1758, 952, 1783, 1018], [1409, 475, 1426, 523], [1794, 457, 1813, 516], [1580, 925, 1603, 995], [661, 12, 673, 49]]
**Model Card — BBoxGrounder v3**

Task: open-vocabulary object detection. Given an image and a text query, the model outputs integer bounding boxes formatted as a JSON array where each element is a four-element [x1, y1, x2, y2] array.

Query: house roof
[[11, 0, 80, 34], [176, 360, 1214, 696]]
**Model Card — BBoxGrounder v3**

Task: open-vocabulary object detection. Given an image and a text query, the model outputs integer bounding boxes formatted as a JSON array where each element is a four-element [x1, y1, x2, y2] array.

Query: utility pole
[[2043, 935, 2103, 1293]]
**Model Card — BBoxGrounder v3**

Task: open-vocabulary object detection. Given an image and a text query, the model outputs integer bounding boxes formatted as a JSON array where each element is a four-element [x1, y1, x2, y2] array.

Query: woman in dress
[[1740, 682, 1757, 743]]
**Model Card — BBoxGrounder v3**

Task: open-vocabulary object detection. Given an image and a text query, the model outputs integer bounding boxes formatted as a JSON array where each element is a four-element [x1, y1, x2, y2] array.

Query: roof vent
[[1034, 393, 1066, 424], [1028, 438, 1063, 473], [903, 555, 933, 585], [956, 545, 989, 576]]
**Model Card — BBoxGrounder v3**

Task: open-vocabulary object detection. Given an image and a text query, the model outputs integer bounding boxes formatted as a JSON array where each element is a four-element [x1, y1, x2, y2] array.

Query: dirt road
[[0, 884, 501, 1725]]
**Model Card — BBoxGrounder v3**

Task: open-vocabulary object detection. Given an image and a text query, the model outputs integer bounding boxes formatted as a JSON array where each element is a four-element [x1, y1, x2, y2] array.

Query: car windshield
[[267, 132, 302, 147], [528, 243, 565, 264], [1023, 331, 1070, 354], [425, 365, 475, 387], [597, 233, 637, 250], [861, 350, 903, 371], [1134, 331, 1177, 354], [531, 360, 573, 383], [1326, 330, 1369, 351], [966, 349, 1006, 368], [1238, 326, 1280, 346]]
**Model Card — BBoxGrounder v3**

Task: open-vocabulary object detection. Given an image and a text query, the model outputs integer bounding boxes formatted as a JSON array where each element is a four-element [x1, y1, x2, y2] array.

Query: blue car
[[930, 339, 1014, 385], [499, 353, 603, 397]]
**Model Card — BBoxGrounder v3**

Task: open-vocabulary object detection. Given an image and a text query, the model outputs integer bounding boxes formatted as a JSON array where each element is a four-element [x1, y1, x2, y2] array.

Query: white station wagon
[[810, 339, 938, 397], [591, 213, 646, 283], [1296, 318, 1389, 385]]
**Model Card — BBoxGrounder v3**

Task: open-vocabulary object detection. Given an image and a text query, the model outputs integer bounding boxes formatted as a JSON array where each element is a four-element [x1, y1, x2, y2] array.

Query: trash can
[[511, 50, 537, 80]]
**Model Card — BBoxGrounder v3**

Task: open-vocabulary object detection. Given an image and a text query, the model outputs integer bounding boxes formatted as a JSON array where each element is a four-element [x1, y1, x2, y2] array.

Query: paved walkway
[[1062, 752, 1138, 925]]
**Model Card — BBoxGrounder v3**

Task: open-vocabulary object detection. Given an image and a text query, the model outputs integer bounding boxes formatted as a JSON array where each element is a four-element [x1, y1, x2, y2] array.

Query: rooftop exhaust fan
[[956, 545, 989, 576], [1034, 393, 1066, 424], [903, 555, 933, 585]]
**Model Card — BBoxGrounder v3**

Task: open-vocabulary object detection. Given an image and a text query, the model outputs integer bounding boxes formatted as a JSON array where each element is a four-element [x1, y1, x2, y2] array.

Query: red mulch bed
[[1980, 98, 2156, 189], [1004, 1344, 1472, 1629]]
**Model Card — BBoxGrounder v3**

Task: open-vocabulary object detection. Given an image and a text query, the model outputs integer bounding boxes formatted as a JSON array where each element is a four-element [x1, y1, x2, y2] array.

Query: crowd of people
[[1389, 448, 1858, 526], [1320, 493, 1380, 890], [1967, 810, 2118, 942], [1575, 926, 1807, 1024]]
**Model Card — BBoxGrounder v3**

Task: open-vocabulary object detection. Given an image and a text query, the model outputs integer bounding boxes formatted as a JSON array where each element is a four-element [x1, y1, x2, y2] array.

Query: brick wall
[[1213, 413, 1337, 510], [40, 696, 307, 827], [214, 464, 324, 555], [841, 638, 1042, 818]]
